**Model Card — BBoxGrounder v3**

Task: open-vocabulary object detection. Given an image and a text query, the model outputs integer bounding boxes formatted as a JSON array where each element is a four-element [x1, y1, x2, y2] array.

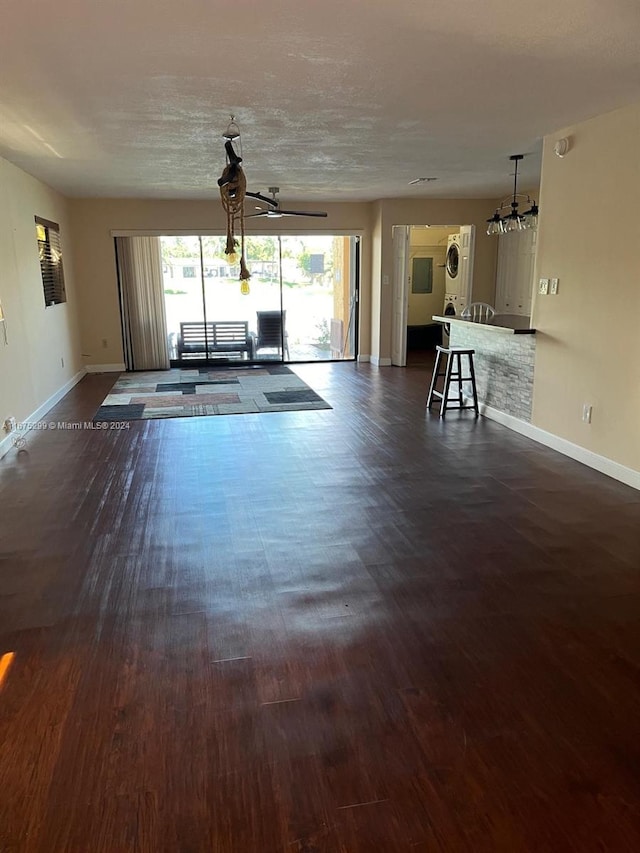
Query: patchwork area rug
[[93, 365, 331, 421]]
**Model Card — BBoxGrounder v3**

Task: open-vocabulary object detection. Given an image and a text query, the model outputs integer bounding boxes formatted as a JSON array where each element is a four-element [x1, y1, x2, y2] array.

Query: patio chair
[[253, 310, 290, 359]]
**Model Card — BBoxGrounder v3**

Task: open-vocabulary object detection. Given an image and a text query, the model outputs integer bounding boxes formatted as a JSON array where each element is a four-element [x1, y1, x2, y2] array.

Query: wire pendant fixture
[[486, 154, 539, 235]]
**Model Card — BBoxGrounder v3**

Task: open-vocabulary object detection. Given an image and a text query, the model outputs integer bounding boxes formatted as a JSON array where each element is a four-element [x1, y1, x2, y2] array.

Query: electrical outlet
[[102, 338, 108, 349], [539, 278, 549, 295], [582, 404, 592, 424], [550, 277, 559, 295]]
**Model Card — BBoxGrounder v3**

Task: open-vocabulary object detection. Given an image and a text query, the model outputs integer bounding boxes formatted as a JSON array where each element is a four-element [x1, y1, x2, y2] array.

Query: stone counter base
[[449, 325, 535, 422]]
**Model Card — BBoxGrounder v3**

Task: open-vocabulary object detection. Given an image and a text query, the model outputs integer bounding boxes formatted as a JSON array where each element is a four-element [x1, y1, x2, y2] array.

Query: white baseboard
[[85, 363, 125, 373], [357, 354, 370, 363], [0, 367, 87, 459], [482, 403, 640, 491], [370, 356, 392, 367]]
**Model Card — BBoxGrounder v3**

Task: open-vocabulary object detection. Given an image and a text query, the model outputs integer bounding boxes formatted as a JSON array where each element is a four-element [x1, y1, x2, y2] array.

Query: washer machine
[[442, 292, 461, 346], [443, 292, 461, 317], [445, 233, 461, 293]]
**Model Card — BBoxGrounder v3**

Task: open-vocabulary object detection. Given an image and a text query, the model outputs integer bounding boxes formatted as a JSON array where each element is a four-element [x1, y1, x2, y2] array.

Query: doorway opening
[[391, 224, 476, 367]]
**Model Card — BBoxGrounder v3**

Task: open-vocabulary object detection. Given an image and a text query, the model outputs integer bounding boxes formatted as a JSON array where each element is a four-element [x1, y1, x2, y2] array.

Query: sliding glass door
[[162, 236, 206, 362], [279, 235, 358, 360], [161, 234, 358, 366]]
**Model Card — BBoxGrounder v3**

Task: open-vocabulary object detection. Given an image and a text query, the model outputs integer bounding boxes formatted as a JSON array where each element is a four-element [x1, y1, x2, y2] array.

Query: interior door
[[391, 225, 410, 366]]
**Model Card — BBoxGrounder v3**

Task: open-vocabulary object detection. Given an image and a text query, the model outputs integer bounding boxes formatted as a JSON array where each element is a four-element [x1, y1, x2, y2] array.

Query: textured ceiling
[[1, 0, 639, 201]]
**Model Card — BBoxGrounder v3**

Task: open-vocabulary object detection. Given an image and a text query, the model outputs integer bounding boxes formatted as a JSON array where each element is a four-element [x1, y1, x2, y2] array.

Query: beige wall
[[531, 102, 640, 472], [68, 196, 499, 367], [409, 225, 459, 249], [0, 157, 83, 430], [69, 199, 374, 364]]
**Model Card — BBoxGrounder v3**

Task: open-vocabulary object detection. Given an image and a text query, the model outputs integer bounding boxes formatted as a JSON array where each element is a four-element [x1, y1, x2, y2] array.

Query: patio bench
[[177, 321, 254, 359]]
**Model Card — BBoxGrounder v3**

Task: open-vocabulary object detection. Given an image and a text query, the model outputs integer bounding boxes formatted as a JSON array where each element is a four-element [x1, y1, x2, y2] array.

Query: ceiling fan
[[245, 187, 328, 219]]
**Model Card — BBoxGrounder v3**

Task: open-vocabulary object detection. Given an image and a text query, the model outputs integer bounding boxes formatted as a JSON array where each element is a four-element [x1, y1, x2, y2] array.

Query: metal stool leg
[[440, 351, 455, 419], [456, 352, 464, 408], [426, 347, 444, 409], [467, 352, 480, 417]]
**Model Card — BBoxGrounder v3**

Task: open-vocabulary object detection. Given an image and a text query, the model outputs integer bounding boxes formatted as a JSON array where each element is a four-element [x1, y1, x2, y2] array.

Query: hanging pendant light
[[222, 115, 241, 141], [486, 154, 539, 236], [506, 154, 524, 232], [486, 210, 502, 235], [521, 201, 539, 229], [218, 115, 251, 294]]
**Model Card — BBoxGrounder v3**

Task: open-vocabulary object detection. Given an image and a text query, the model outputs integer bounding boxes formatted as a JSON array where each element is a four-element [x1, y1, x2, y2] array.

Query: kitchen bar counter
[[432, 313, 536, 422], [432, 314, 536, 334]]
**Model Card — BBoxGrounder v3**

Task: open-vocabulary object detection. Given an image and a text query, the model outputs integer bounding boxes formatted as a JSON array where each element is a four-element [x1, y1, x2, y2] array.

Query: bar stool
[[426, 346, 479, 418]]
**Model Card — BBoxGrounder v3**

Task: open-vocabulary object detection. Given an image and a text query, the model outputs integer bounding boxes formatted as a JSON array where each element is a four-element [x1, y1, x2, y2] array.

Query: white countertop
[[432, 314, 536, 334]]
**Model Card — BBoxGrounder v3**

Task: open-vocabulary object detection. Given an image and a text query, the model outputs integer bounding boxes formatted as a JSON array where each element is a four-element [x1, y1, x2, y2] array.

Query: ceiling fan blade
[[245, 190, 278, 208], [278, 209, 328, 218], [242, 187, 328, 218]]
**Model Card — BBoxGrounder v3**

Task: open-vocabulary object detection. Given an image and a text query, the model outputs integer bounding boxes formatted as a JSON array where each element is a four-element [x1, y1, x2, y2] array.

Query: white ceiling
[[1, 0, 639, 202]]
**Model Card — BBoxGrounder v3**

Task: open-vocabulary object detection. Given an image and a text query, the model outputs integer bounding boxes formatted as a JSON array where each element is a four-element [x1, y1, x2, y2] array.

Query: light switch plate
[[550, 277, 559, 295], [539, 278, 549, 295]]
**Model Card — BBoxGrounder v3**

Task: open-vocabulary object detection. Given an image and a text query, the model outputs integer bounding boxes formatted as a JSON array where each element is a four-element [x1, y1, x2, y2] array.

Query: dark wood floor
[[1, 362, 640, 852]]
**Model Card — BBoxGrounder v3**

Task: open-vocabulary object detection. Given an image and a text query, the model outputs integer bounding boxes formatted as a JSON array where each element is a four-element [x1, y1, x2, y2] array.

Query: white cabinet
[[495, 229, 537, 316], [458, 224, 476, 305]]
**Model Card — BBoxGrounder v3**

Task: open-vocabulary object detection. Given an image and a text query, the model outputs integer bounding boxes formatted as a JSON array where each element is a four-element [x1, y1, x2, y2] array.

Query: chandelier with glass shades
[[486, 154, 539, 235]]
